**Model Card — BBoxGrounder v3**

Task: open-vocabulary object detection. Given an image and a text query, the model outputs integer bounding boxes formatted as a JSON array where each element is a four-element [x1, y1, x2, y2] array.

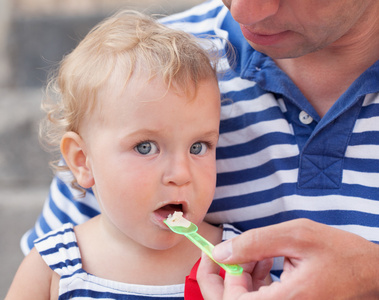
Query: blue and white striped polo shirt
[[22, 0, 379, 277]]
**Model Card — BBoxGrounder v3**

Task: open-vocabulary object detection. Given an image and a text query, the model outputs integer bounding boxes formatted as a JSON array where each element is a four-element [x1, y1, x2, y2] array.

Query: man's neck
[[274, 3, 379, 118]]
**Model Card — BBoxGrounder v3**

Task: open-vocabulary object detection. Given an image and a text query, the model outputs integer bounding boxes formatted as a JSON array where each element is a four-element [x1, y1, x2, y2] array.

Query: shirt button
[[299, 111, 313, 124]]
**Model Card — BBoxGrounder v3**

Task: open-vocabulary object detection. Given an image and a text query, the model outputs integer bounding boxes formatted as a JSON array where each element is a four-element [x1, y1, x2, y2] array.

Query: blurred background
[[0, 0, 204, 297]]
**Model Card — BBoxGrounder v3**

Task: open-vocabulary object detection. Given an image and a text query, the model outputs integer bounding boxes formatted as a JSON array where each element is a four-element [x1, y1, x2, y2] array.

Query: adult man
[[23, 0, 379, 298]]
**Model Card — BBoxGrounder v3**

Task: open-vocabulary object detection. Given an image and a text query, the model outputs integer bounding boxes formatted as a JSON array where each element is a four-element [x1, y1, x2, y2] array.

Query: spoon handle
[[185, 232, 243, 275]]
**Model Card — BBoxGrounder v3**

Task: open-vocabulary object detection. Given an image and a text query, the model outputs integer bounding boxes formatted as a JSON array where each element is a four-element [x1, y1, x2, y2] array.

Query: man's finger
[[224, 276, 299, 300], [212, 219, 317, 264], [223, 272, 254, 300], [250, 258, 274, 290], [197, 252, 224, 300]]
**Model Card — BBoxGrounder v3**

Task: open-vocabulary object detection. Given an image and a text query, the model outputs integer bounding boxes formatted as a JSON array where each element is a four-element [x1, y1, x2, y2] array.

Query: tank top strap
[[34, 223, 83, 277]]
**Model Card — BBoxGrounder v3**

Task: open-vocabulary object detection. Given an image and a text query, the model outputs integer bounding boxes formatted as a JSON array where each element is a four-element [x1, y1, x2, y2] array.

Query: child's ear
[[60, 132, 94, 189]]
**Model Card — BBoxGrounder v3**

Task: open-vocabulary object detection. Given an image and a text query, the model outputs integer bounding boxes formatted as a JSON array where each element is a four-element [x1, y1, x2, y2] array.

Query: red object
[[184, 258, 226, 300]]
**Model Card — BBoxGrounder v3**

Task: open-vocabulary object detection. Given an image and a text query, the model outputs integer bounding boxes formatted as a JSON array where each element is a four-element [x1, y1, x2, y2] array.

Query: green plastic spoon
[[164, 218, 243, 275]]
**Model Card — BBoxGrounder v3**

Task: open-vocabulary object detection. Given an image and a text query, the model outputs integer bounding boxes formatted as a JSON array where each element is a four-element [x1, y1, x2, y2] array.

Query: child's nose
[[162, 155, 191, 186]]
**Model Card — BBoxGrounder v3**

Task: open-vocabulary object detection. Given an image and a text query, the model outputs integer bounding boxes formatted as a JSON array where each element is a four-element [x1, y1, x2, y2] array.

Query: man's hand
[[197, 219, 379, 299], [197, 251, 273, 299]]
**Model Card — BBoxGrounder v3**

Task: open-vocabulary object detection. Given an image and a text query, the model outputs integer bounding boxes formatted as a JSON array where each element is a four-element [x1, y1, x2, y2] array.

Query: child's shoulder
[[5, 246, 59, 299]]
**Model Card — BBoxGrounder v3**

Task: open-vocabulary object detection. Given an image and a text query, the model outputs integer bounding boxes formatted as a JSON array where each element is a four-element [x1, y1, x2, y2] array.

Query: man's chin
[[248, 43, 311, 60]]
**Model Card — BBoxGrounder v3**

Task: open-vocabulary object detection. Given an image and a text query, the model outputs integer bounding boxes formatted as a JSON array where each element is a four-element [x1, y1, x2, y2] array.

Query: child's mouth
[[153, 202, 189, 228], [156, 204, 183, 218]]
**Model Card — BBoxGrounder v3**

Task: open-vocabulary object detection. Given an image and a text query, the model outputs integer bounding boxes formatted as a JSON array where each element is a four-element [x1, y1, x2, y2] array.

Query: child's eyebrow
[[119, 129, 219, 142], [198, 130, 220, 140], [118, 129, 160, 142], [122, 128, 165, 136]]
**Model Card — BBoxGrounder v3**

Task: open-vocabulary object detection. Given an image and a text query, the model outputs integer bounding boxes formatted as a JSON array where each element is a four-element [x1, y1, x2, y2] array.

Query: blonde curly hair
[[40, 10, 219, 192]]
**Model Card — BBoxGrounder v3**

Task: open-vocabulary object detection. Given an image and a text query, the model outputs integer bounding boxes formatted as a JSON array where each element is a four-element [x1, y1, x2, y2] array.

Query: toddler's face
[[80, 74, 220, 250]]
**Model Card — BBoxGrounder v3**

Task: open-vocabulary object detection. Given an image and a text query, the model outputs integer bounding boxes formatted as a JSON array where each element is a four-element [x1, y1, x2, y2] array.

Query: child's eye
[[190, 142, 208, 155], [135, 141, 158, 155]]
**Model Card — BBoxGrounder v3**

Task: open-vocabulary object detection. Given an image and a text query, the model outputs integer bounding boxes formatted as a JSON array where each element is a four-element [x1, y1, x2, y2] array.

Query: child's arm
[[5, 247, 57, 300]]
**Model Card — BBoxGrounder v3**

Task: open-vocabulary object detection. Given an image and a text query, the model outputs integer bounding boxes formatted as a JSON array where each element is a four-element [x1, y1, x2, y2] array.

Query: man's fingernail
[[213, 239, 233, 261]]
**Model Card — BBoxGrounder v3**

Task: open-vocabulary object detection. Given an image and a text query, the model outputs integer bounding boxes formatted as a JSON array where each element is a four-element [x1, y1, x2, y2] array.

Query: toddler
[[6, 10, 243, 300]]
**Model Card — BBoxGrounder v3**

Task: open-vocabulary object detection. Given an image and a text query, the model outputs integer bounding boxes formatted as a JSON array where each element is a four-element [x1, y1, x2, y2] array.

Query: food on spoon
[[166, 211, 191, 228]]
